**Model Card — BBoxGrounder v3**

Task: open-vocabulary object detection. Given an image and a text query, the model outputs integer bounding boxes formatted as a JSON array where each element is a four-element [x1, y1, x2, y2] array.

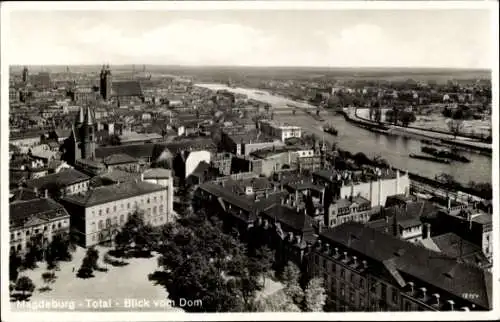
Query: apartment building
[[10, 197, 71, 255], [309, 222, 492, 312], [258, 119, 302, 142], [60, 180, 171, 247]]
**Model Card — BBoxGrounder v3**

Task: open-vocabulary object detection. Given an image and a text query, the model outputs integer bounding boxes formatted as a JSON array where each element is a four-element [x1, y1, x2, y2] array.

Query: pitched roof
[[100, 169, 141, 183], [261, 204, 314, 233], [10, 198, 69, 229], [142, 168, 172, 179], [102, 153, 139, 165], [61, 180, 165, 207], [112, 81, 143, 97], [25, 168, 90, 190], [96, 143, 167, 160], [10, 187, 38, 202], [319, 222, 492, 309]]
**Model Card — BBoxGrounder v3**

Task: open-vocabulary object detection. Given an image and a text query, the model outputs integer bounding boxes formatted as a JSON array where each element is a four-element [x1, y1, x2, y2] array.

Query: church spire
[[84, 106, 93, 125]]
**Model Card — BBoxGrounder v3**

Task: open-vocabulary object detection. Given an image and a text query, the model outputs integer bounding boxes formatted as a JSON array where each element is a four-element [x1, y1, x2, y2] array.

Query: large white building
[[61, 179, 173, 247], [258, 119, 302, 142]]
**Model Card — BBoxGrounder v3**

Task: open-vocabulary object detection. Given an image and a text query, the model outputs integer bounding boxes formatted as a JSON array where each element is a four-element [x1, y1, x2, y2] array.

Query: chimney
[[34, 187, 39, 197], [141, 173, 144, 181], [407, 281, 414, 293], [324, 243, 330, 254], [352, 256, 358, 266], [432, 293, 440, 306], [447, 197, 451, 210], [420, 287, 427, 299], [280, 197, 285, 205], [447, 300, 455, 311], [424, 223, 431, 239], [44, 189, 49, 198], [362, 260, 368, 269], [334, 247, 339, 257], [343, 251, 348, 261]]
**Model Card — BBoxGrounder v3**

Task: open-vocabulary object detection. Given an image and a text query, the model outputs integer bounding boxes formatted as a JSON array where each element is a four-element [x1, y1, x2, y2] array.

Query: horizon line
[[8, 64, 492, 71]]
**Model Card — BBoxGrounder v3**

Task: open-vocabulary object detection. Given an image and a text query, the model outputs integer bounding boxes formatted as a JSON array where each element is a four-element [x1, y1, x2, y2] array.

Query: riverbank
[[196, 83, 491, 185], [349, 109, 492, 154]]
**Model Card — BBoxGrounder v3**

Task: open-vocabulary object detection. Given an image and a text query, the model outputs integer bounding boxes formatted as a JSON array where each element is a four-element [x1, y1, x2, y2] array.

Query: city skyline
[[5, 9, 494, 68]]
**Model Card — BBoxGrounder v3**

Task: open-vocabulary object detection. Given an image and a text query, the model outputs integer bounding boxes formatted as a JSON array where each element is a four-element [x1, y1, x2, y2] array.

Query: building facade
[[258, 119, 302, 142], [61, 180, 171, 247], [308, 222, 492, 312], [10, 198, 71, 255]]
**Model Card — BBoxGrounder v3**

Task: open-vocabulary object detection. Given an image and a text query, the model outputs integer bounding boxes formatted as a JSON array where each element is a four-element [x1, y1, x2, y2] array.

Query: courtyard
[[11, 246, 183, 312]]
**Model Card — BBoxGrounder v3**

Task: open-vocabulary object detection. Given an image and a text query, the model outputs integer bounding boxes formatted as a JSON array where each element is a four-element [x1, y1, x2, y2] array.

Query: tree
[[282, 261, 304, 305], [252, 246, 275, 286], [15, 276, 35, 297], [10, 250, 22, 282], [251, 290, 301, 312], [448, 119, 464, 138], [41, 271, 56, 286], [304, 277, 327, 312], [399, 111, 416, 127], [77, 255, 95, 279]]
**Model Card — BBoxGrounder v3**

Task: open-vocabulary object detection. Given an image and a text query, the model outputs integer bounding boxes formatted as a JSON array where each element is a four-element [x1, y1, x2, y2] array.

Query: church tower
[[100, 65, 112, 100], [80, 107, 96, 159], [22, 66, 29, 83]]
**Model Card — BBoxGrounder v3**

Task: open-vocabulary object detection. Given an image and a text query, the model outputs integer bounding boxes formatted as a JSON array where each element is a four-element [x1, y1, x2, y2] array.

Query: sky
[[5, 9, 494, 68]]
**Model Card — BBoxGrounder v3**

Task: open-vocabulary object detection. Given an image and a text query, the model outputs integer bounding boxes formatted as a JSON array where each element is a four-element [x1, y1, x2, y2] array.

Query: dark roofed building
[[418, 232, 491, 271], [10, 187, 38, 202], [25, 168, 91, 198], [60, 180, 170, 247], [102, 153, 140, 172], [312, 222, 492, 311], [112, 81, 143, 98], [61, 180, 165, 207], [96, 143, 169, 165], [10, 197, 70, 254]]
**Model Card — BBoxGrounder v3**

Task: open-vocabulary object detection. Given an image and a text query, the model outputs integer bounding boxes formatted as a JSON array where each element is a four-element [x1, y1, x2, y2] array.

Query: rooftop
[[100, 169, 140, 183], [25, 168, 90, 190], [319, 222, 492, 309], [10, 198, 69, 229], [103, 153, 139, 165], [142, 168, 172, 179], [62, 180, 166, 207], [261, 204, 314, 233], [112, 81, 143, 97]]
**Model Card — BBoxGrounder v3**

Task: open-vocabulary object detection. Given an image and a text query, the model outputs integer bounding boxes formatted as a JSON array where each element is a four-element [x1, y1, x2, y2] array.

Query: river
[[195, 83, 492, 185]]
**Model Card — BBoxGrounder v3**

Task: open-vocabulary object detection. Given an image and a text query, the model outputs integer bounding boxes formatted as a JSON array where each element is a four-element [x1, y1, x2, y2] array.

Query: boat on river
[[409, 153, 451, 164], [421, 146, 471, 163], [323, 124, 338, 136]]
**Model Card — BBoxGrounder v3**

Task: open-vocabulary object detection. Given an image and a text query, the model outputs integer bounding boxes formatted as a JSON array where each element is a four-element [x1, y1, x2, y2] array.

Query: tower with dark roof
[[22, 66, 29, 83], [80, 106, 96, 159], [100, 65, 112, 100]]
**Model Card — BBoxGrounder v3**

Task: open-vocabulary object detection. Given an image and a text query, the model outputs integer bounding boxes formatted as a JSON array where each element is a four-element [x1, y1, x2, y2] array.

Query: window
[[120, 215, 124, 224], [340, 287, 345, 297], [10, 233, 14, 240], [392, 289, 398, 303], [350, 273, 355, 283], [340, 268, 345, 278], [147, 198, 150, 204], [405, 301, 412, 311], [121, 204, 124, 209], [58, 223, 61, 228], [52, 224, 55, 229], [127, 203, 130, 209], [98, 220, 103, 230], [349, 291, 355, 303], [323, 258, 327, 269], [359, 278, 365, 289], [99, 209, 102, 216], [154, 196, 157, 202], [159, 205, 164, 214], [106, 208, 109, 214], [113, 206, 117, 212], [315, 255, 319, 265], [381, 283, 387, 301], [106, 218, 111, 228], [331, 263, 336, 273], [153, 206, 157, 215]]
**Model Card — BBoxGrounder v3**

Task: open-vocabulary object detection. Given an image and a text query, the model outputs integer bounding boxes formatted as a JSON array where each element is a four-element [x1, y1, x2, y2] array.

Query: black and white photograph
[[1, 1, 498, 320]]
